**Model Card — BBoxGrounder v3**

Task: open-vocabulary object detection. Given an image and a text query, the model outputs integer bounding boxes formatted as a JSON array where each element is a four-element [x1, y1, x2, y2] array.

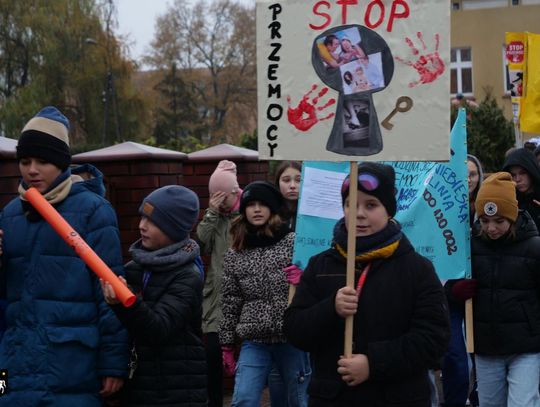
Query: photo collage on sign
[[315, 27, 385, 95]]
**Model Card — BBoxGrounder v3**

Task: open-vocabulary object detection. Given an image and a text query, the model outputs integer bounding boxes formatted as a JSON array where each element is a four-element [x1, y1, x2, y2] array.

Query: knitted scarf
[[129, 237, 201, 273], [332, 217, 402, 264], [18, 168, 75, 221]]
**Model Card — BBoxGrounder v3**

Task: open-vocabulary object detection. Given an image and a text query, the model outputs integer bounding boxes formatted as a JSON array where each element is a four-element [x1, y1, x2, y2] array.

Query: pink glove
[[222, 345, 236, 377], [284, 264, 303, 285]]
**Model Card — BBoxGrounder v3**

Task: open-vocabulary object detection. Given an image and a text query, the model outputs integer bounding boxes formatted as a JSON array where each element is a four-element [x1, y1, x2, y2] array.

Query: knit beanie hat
[[341, 162, 397, 217], [16, 106, 71, 170], [240, 181, 283, 214], [139, 185, 200, 242], [475, 172, 518, 222], [209, 160, 239, 194]]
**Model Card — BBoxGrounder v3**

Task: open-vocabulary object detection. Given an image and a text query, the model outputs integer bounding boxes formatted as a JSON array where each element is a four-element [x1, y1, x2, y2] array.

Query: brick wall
[[0, 158, 20, 209], [183, 160, 269, 212], [1, 155, 269, 261]]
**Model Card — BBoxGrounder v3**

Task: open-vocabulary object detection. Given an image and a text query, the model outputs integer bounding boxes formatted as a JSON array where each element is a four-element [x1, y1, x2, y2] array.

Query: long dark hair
[[274, 161, 302, 231], [230, 212, 284, 251], [274, 161, 302, 186]]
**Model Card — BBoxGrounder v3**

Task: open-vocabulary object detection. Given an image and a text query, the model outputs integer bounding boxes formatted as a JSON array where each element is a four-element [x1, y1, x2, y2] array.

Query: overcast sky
[[116, 0, 255, 65]]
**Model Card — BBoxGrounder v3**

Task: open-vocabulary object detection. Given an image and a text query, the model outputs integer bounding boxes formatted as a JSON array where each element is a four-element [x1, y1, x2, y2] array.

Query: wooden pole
[[344, 161, 358, 358], [465, 299, 474, 352], [288, 285, 296, 305]]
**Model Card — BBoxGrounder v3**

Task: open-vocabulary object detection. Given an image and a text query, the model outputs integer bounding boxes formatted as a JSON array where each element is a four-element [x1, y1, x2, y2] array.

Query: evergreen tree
[[153, 63, 202, 145], [240, 129, 257, 150], [452, 90, 515, 172]]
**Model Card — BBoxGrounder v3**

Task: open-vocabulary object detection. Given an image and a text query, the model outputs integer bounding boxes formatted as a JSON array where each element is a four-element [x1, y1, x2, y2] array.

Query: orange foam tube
[[25, 187, 136, 307]]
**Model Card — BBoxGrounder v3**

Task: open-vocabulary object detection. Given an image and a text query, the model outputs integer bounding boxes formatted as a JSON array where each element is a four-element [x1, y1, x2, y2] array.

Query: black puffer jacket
[[503, 148, 540, 230], [471, 210, 540, 355], [112, 239, 207, 407], [284, 235, 450, 407]]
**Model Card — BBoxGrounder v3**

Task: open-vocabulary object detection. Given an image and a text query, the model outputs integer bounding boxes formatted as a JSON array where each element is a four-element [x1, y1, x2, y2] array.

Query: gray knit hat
[[139, 185, 200, 242]]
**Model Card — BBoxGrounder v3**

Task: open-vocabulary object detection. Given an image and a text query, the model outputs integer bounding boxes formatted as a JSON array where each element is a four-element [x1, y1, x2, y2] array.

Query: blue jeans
[[476, 353, 540, 407], [428, 370, 439, 407], [268, 352, 311, 407], [232, 341, 310, 407]]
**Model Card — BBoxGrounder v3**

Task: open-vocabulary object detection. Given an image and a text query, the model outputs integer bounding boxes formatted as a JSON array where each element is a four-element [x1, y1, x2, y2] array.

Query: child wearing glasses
[[284, 162, 450, 406]]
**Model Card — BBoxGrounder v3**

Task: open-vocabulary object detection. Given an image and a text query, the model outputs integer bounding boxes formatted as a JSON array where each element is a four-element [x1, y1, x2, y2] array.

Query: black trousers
[[205, 332, 223, 407]]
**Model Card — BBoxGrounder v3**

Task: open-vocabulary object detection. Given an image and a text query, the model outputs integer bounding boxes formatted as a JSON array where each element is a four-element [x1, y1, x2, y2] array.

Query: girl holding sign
[[284, 162, 450, 406], [219, 181, 310, 407], [449, 172, 540, 407]]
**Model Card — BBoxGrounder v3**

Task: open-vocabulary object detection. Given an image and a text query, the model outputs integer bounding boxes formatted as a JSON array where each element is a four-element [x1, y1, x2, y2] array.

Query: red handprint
[[395, 32, 445, 88], [287, 84, 336, 132]]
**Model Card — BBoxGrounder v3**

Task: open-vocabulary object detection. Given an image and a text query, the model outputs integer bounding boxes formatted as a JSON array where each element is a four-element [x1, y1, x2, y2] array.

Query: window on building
[[512, 0, 520, 5], [462, 0, 506, 9], [452, 2, 461, 9], [451, 48, 473, 96]]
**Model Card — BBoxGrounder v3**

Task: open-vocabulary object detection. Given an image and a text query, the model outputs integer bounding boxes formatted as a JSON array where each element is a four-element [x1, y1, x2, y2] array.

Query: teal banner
[[293, 109, 471, 281]]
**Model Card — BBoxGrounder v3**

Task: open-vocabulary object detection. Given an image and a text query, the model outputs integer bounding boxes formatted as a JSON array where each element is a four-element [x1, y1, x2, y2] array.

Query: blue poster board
[[293, 109, 470, 281]]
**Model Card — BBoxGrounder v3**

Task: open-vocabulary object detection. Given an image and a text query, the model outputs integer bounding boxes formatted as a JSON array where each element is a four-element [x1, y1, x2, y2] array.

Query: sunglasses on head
[[342, 172, 380, 193]]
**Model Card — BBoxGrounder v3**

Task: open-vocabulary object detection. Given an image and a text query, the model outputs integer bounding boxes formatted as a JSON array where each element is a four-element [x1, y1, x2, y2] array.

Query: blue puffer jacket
[[0, 164, 129, 406]]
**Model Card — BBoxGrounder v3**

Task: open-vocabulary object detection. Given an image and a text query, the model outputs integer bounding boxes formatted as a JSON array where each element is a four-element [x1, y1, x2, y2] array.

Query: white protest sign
[[257, 0, 450, 161]]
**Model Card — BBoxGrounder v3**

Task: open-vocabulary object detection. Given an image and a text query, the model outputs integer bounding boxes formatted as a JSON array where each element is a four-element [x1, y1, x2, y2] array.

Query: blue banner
[[293, 109, 470, 281]]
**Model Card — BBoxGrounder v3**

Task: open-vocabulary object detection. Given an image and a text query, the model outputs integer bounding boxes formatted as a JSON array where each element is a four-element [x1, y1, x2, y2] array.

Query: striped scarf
[[332, 217, 402, 263]]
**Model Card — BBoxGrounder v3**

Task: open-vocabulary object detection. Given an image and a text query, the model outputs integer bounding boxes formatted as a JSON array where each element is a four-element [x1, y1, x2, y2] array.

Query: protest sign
[[257, 0, 450, 161], [293, 108, 470, 281], [506, 31, 540, 135]]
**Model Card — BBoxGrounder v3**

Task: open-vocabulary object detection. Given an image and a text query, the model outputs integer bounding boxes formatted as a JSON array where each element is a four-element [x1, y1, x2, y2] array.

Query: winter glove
[[284, 264, 303, 285], [222, 345, 236, 377], [451, 279, 477, 301]]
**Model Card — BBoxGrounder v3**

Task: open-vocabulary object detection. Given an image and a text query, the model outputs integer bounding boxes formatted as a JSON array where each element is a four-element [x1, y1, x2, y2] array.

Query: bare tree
[[146, 0, 256, 143]]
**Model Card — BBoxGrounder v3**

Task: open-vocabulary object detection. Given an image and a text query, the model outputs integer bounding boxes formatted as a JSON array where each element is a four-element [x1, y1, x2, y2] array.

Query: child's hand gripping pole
[[25, 187, 136, 307], [284, 264, 303, 304], [344, 161, 358, 358]]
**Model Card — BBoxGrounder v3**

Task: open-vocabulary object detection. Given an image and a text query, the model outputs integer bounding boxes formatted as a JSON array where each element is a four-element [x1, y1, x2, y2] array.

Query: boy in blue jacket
[[0, 106, 129, 406]]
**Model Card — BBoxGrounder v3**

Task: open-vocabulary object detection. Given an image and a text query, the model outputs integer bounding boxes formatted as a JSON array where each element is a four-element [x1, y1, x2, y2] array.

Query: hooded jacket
[[503, 148, 540, 229], [284, 234, 449, 407], [196, 207, 237, 334], [0, 164, 129, 406], [471, 210, 540, 355]]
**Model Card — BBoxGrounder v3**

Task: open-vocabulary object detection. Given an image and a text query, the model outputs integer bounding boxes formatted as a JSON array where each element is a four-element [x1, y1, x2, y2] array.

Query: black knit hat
[[341, 162, 397, 217], [16, 106, 71, 170], [139, 185, 200, 242], [240, 181, 283, 214]]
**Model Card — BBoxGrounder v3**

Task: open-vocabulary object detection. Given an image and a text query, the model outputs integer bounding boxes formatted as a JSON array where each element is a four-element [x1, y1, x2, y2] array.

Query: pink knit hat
[[208, 160, 239, 194]]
